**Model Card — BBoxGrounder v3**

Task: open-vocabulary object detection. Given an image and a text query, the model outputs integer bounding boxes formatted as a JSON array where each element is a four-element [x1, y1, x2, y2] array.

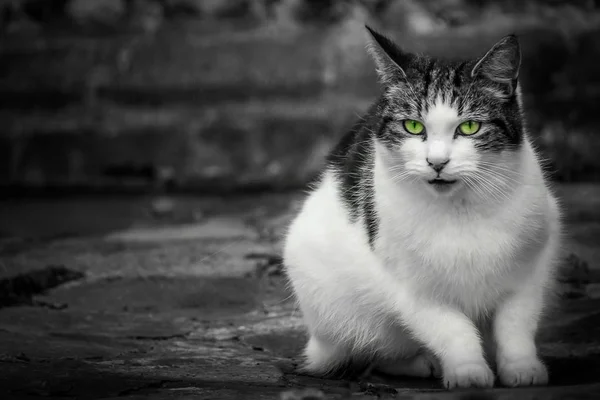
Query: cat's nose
[[427, 158, 449, 173]]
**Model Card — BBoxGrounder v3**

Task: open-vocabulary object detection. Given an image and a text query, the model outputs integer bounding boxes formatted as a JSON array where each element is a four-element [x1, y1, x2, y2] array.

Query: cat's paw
[[497, 357, 548, 387], [443, 361, 494, 389]]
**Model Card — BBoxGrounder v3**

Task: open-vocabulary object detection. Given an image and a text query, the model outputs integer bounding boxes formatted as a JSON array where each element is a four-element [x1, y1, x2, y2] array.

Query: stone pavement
[[1, 185, 600, 400]]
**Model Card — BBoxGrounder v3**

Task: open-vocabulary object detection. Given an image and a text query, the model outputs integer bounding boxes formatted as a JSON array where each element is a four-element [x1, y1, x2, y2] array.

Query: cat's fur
[[283, 26, 563, 390]]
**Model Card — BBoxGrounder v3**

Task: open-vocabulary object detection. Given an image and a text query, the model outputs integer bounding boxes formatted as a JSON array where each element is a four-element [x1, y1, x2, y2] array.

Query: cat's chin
[[425, 178, 461, 195]]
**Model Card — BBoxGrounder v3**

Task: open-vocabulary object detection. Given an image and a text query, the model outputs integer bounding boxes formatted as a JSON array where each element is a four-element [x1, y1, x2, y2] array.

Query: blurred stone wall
[[1, 0, 599, 194]]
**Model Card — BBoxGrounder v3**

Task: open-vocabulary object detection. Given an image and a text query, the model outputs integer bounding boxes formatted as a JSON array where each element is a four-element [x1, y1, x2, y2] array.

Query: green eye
[[403, 120, 425, 135], [458, 121, 481, 135]]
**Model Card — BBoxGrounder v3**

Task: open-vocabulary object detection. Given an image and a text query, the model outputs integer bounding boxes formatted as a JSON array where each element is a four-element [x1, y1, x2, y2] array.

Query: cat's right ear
[[365, 25, 414, 85], [471, 35, 521, 98]]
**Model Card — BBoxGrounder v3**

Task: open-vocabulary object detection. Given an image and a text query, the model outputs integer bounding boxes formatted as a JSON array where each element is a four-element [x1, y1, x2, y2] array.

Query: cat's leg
[[493, 285, 549, 387], [493, 231, 560, 387], [284, 198, 491, 387], [382, 286, 494, 389], [293, 267, 493, 387], [493, 241, 557, 387]]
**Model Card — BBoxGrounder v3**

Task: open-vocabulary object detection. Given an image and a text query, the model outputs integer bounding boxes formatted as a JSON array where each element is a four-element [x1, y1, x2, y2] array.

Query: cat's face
[[367, 28, 524, 197]]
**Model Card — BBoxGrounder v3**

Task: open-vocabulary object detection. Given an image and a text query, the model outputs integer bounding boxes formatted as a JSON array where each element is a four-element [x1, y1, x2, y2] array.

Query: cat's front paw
[[443, 361, 494, 389], [497, 357, 548, 387]]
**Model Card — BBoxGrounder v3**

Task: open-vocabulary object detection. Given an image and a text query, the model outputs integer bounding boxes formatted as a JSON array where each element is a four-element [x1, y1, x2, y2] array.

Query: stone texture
[[0, 185, 599, 399]]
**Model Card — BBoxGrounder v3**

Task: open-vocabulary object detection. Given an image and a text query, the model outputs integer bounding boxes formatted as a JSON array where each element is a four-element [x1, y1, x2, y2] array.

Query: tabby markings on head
[[328, 26, 525, 246]]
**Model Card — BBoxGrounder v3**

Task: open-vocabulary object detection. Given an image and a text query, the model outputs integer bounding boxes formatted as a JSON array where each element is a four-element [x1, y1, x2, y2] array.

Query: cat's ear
[[365, 25, 414, 85], [471, 35, 521, 97]]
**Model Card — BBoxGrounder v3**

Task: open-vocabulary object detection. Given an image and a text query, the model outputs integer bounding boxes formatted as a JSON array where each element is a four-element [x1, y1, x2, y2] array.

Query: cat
[[283, 26, 563, 390]]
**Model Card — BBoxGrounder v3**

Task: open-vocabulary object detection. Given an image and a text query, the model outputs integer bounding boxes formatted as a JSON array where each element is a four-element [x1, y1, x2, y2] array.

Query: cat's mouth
[[427, 178, 458, 192], [427, 178, 457, 186]]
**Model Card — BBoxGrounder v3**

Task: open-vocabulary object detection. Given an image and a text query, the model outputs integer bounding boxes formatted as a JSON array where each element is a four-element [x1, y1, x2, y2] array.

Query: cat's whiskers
[[464, 170, 503, 201], [386, 164, 407, 173], [476, 161, 526, 180], [461, 175, 487, 201], [477, 167, 526, 194], [476, 166, 523, 187], [468, 171, 511, 203], [470, 161, 518, 184], [476, 160, 524, 175], [389, 170, 415, 184]]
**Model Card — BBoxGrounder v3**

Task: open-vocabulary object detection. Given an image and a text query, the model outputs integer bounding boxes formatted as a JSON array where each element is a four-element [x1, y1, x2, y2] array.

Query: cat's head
[[366, 26, 525, 198]]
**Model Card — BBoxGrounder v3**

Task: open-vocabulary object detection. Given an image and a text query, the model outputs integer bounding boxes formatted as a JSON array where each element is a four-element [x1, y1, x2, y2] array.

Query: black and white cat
[[283, 26, 563, 389]]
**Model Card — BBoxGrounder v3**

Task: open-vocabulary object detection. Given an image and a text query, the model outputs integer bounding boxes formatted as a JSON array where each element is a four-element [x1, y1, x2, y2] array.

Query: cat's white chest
[[376, 199, 535, 317]]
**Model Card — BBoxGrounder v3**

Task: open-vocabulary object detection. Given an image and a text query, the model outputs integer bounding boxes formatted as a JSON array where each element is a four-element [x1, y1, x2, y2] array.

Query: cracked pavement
[[0, 186, 600, 399]]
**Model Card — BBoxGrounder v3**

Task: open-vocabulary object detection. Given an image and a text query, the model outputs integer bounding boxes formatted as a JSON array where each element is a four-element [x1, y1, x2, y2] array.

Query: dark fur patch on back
[[327, 101, 385, 248]]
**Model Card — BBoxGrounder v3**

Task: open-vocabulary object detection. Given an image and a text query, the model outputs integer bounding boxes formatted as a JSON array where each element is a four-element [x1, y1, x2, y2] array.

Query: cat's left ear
[[365, 25, 415, 85], [471, 35, 521, 98]]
